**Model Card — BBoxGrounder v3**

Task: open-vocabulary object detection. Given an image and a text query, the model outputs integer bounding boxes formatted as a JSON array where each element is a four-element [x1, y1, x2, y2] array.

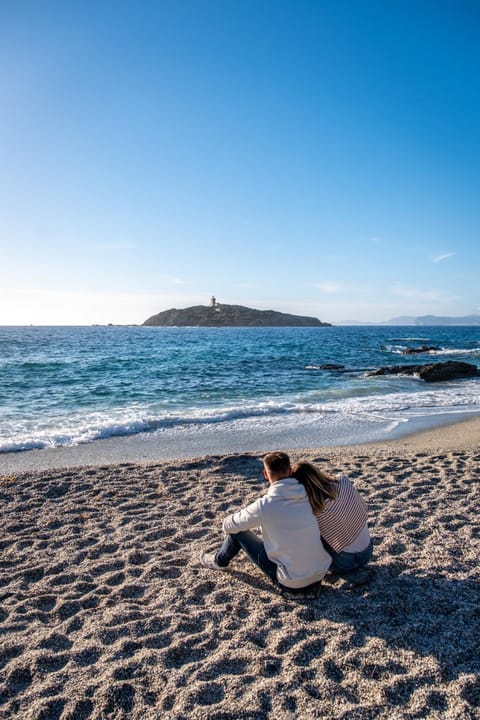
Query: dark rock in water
[[317, 364, 346, 370], [419, 362, 478, 381], [143, 304, 331, 327], [368, 361, 478, 382], [402, 346, 441, 355]]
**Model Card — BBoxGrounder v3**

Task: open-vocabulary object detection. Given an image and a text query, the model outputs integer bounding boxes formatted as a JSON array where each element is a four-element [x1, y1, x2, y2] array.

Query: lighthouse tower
[[209, 296, 216, 308]]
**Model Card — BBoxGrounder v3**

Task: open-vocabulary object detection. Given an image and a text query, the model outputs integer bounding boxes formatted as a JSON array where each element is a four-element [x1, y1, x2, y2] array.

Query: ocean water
[[1, 325, 479, 456]]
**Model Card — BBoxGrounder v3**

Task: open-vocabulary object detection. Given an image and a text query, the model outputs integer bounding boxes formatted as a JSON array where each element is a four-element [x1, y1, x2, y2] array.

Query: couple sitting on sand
[[201, 452, 372, 593]]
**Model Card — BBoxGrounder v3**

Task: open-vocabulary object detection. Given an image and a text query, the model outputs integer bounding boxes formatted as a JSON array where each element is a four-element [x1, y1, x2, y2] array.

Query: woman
[[292, 462, 373, 579], [200, 451, 332, 593]]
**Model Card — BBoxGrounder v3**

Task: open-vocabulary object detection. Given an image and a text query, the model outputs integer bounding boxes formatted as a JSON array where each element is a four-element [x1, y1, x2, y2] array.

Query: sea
[[1, 325, 480, 459]]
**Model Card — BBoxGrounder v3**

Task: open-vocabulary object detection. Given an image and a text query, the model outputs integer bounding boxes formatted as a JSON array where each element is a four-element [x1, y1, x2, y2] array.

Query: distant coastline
[[338, 314, 480, 326]]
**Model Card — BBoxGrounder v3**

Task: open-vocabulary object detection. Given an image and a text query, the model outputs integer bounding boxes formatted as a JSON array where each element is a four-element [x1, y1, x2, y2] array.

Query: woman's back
[[292, 462, 370, 554], [314, 474, 368, 552]]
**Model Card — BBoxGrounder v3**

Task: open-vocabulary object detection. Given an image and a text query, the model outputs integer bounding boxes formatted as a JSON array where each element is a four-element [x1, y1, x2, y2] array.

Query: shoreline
[[1, 412, 480, 474]]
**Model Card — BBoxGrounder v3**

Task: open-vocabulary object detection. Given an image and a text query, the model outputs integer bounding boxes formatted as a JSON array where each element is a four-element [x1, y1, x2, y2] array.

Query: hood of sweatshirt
[[267, 477, 306, 500]]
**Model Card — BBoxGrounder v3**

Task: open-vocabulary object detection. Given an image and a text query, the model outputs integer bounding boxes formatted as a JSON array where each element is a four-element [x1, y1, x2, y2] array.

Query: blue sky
[[1, 1, 479, 324]]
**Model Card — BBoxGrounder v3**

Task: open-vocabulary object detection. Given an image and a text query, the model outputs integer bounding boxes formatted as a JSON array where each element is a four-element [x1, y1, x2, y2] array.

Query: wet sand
[[1, 418, 479, 718]]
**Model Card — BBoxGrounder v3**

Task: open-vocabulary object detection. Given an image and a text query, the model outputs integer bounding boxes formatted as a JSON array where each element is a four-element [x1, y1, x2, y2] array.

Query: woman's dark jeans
[[322, 538, 373, 576], [216, 530, 321, 594]]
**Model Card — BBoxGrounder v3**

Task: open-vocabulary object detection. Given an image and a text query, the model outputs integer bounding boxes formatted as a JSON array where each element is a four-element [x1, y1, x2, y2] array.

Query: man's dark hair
[[263, 451, 291, 476]]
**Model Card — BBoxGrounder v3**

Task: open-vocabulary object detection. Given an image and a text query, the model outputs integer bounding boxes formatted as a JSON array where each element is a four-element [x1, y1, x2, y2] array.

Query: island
[[143, 300, 331, 327]]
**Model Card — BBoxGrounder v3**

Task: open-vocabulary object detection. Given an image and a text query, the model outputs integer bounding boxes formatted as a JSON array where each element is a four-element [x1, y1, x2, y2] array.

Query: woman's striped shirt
[[315, 475, 368, 552]]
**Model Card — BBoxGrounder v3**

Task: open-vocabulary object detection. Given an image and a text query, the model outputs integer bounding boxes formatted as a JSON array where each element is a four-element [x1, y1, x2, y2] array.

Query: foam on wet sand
[[1, 418, 479, 719]]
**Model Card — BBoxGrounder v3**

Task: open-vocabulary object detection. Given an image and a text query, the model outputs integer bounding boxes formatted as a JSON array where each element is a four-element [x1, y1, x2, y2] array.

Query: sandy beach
[[1, 417, 479, 719]]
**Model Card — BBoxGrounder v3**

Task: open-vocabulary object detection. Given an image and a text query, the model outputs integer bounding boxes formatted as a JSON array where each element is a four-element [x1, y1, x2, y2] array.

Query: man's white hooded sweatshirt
[[222, 477, 332, 588]]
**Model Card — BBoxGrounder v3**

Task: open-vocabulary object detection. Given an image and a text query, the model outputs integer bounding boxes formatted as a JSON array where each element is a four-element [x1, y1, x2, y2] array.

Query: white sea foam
[[2, 379, 479, 454], [428, 348, 480, 356], [390, 337, 430, 341], [385, 344, 480, 356]]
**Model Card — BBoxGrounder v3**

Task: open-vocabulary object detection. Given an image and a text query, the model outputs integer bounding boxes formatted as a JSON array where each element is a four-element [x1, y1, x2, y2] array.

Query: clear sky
[[1, 1, 479, 325]]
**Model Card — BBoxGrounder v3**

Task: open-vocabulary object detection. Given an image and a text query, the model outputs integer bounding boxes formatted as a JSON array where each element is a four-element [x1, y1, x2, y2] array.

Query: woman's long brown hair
[[292, 462, 338, 514]]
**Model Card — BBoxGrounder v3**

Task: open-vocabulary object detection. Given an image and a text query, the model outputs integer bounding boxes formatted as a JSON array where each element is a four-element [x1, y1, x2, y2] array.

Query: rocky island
[[143, 301, 331, 327]]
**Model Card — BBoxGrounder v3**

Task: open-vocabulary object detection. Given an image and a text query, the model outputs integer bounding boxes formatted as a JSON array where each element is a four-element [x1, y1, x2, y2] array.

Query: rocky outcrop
[[368, 361, 478, 382], [402, 346, 441, 355], [143, 304, 331, 327]]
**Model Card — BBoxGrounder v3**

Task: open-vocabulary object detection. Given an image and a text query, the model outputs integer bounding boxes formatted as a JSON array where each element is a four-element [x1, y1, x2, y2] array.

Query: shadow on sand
[[231, 559, 479, 699]]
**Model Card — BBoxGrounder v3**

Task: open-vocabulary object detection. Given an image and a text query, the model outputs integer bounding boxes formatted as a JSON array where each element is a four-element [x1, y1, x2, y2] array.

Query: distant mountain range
[[338, 314, 480, 326], [143, 304, 331, 327]]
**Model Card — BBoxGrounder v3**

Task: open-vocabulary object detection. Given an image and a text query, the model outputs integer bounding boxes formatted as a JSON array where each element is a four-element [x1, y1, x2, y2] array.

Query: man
[[200, 451, 331, 592]]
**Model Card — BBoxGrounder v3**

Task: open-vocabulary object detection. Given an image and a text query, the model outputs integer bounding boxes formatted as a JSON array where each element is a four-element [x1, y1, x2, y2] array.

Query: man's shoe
[[342, 568, 372, 587], [200, 552, 229, 571]]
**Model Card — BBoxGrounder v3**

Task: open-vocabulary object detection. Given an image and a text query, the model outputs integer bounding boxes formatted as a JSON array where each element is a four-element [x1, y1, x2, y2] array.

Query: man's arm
[[222, 498, 263, 534]]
